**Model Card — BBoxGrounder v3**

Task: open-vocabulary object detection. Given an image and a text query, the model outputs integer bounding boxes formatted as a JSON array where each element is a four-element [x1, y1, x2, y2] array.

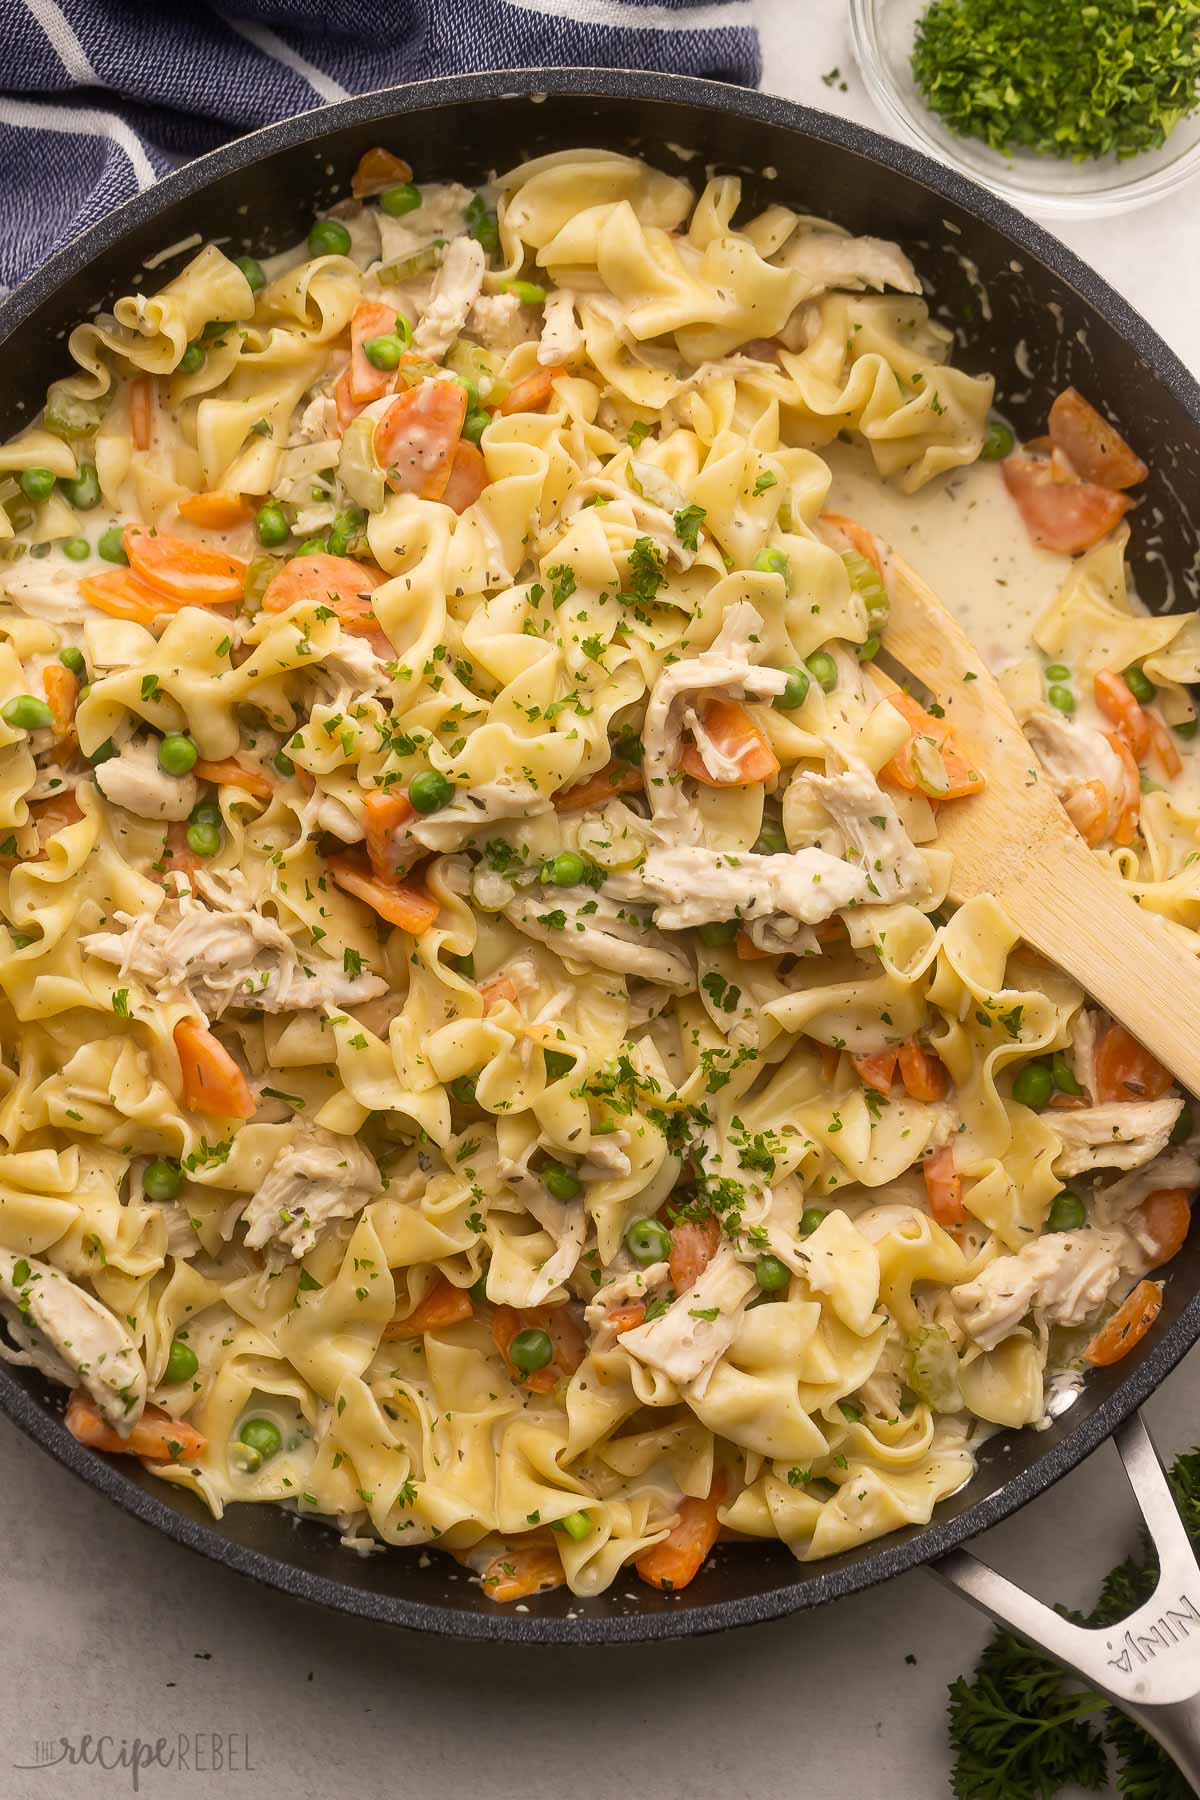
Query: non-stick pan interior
[[2, 71, 1199, 1641]]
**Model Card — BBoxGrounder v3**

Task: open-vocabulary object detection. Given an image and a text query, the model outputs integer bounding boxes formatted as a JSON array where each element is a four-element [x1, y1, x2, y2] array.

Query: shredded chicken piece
[[538, 287, 584, 365], [1052, 1097, 1184, 1176], [778, 229, 922, 300], [412, 236, 486, 361], [95, 736, 198, 822], [619, 1244, 755, 1394], [505, 892, 693, 989], [241, 1126, 380, 1260], [628, 842, 879, 933], [467, 293, 536, 353], [798, 764, 930, 903], [953, 1228, 1124, 1351], [1091, 1148, 1200, 1225], [0, 1250, 145, 1428], [1024, 707, 1126, 840]]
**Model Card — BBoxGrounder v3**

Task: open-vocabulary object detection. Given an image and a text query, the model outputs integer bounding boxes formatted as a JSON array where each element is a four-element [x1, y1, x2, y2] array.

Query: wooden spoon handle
[[1004, 831, 1200, 1096]]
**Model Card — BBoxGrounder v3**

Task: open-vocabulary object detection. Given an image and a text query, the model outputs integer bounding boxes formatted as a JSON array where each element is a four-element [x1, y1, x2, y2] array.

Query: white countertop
[[2, 6, 1198, 1797]]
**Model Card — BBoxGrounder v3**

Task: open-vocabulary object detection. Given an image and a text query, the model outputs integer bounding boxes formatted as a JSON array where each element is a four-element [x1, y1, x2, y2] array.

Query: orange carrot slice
[[1066, 777, 1112, 849], [349, 299, 403, 406], [362, 789, 415, 881], [79, 567, 180, 626], [735, 929, 774, 961], [500, 365, 563, 416], [1002, 453, 1129, 554], [1103, 731, 1141, 847], [608, 1301, 647, 1335], [882, 692, 985, 801], [668, 1216, 720, 1295], [327, 856, 438, 934], [853, 1049, 897, 1095], [66, 1391, 206, 1462], [382, 1274, 474, 1341], [491, 1303, 586, 1393], [442, 440, 489, 515], [178, 491, 254, 531], [480, 974, 519, 1013], [174, 1017, 256, 1120], [1095, 669, 1151, 759], [1145, 711, 1182, 780], [1048, 389, 1147, 492], [374, 381, 467, 501], [261, 552, 383, 634], [124, 527, 246, 607], [1084, 1279, 1163, 1367], [898, 1038, 949, 1103], [130, 376, 153, 452], [635, 1473, 726, 1593], [42, 662, 77, 739], [352, 146, 413, 198], [553, 762, 643, 813], [193, 757, 274, 801], [334, 363, 364, 434], [480, 1540, 565, 1603], [1094, 1022, 1173, 1103], [1138, 1188, 1193, 1269], [923, 1145, 964, 1227], [821, 511, 885, 579], [680, 698, 780, 787]]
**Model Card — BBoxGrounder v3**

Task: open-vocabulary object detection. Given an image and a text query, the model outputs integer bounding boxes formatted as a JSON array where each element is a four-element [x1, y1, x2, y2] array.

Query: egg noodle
[[0, 147, 1195, 1603]]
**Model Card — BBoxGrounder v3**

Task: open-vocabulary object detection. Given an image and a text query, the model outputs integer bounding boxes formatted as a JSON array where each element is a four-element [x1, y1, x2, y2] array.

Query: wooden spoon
[[876, 550, 1200, 1096]]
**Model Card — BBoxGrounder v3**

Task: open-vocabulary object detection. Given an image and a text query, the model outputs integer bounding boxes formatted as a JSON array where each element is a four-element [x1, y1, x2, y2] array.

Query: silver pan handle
[[933, 1410, 1200, 1791]]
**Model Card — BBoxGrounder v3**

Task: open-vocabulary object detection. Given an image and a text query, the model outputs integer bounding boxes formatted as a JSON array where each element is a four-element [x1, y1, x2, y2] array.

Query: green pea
[[409, 769, 453, 814], [307, 218, 352, 257], [450, 950, 476, 980], [510, 1328, 553, 1374], [186, 820, 222, 858], [980, 418, 1015, 462], [238, 1417, 282, 1460], [449, 1074, 478, 1106], [542, 1160, 582, 1202], [63, 536, 90, 561], [1051, 1052, 1085, 1096], [857, 635, 881, 663], [58, 646, 86, 676], [469, 1268, 490, 1305], [236, 255, 266, 293], [799, 1207, 827, 1238], [379, 183, 421, 217], [9, 931, 35, 949], [273, 748, 295, 778], [98, 525, 129, 565], [326, 508, 365, 557], [698, 919, 739, 947], [18, 467, 56, 503], [159, 733, 198, 776], [554, 1510, 592, 1542], [542, 850, 585, 886], [806, 650, 838, 694], [1170, 1104, 1194, 1146], [752, 823, 788, 856], [191, 797, 222, 828], [625, 1217, 672, 1265], [451, 373, 481, 413], [178, 342, 206, 375], [753, 547, 789, 581], [1, 695, 54, 732], [255, 503, 289, 549], [296, 536, 327, 556], [465, 195, 499, 254], [1012, 1061, 1053, 1108], [164, 1339, 199, 1384], [201, 319, 233, 344], [755, 1253, 791, 1292], [775, 664, 810, 711], [462, 409, 489, 445], [1174, 719, 1198, 741], [1048, 684, 1075, 715], [502, 280, 547, 306], [1046, 1190, 1086, 1233], [60, 461, 101, 510], [1123, 664, 1156, 704], [89, 738, 116, 765], [363, 334, 405, 371], [143, 1157, 184, 1202], [1044, 663, 1070, 681], [839, 1401, 862, 1423]]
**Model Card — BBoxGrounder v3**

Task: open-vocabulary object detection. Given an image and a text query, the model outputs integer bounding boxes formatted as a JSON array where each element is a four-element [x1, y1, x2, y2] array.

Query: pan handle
[[933, 1410, 1200, 1791]]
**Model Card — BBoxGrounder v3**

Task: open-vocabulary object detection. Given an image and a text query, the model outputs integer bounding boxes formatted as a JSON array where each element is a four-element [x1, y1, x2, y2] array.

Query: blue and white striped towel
[[0, 0, 760, 293]]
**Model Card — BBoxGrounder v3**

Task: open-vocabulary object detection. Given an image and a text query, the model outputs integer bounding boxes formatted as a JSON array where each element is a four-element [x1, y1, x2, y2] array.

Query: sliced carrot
[[158, 822, 201, 882], [882, 692, 985, 801], [34, 790, 84, 835], [334, 363, 365, 434], [1145, 711, 1182, 780], [261, 552, 383, 634], [1094, 1022, 1173, 1103], [362, 789, 415, 881], [1084, 1279, 1163, 1367], [923, 1145, 964, 1227], [1095, 669, 1151, 759], [124, 527, 246, 607], [79, 567, 180, 627], [374, 381, 467, 501], [635, 1473, 726, 1593], [821, 511, 885, 579], [382, 1274, 474, 1341], [853, 1049, 897, 1094], [350, 299, 403, 406], [193, 757, 274, 801], [66, 1391, 206, 1462], [1138, 1188, 1193, 1269], [898, 1038, 950, 1103], [130, 376, 153, 453], [1048, 389, 1148, 492], [608, 1301, 647, 1335], [1066, 777, 1111, 849], [668, 1216, 720, 1295], [1002, 453, 1129, 555], [500, 365, 563, 416], [553, 761, 643, 812], [491, 1304, 586, 1393], [480, 1540, 565, 1603], [480, 974, 519, 1013], [680, 698, 780, 788], [178, 491, 254, 531], [42, 662, 77, 739], [327, 855, 438, 934], [735, 929, 774, 962], [442, 440, 489, 515], [352, 146, 413, 198], [173, 1017, 256, 1120]]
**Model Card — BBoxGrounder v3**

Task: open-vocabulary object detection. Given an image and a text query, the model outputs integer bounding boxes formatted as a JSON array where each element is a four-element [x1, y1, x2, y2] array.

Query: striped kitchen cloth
[[0, 0, 760, 292]]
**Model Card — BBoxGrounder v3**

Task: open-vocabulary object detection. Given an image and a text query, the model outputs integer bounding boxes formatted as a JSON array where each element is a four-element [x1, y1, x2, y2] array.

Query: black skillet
[[2, 73, 1200, 1752]]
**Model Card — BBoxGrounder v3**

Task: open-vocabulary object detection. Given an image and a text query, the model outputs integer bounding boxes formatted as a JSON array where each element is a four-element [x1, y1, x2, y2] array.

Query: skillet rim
[[1, 64, 1198, 1645]]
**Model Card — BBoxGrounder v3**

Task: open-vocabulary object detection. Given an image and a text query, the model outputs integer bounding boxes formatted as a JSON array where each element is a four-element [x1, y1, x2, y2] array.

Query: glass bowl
[[849, 0, 1200, 219]]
